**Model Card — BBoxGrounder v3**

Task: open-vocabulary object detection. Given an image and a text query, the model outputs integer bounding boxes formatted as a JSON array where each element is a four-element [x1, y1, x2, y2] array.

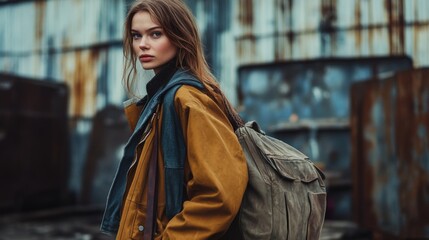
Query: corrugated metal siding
[[2, 0, 428, 113], [0, 0, 124, 52], [184, 0, 238, 105], [0, 0, 126, 118], [181, 0, 429, 105], [351, 68, 429, 238], [233, 0, 429, 65], [1, 0, 429, 110]]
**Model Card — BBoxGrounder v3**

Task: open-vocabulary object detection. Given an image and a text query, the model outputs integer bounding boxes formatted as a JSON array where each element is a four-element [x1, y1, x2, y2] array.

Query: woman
[[100, 0, 248, 239]]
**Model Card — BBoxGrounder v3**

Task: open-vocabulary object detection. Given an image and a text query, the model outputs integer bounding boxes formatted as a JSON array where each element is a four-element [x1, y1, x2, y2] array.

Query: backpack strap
[[161, 79, 204, 219]]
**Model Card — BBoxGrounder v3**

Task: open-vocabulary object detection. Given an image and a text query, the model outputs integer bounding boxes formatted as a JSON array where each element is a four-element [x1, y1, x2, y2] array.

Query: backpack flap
[[242, 124, 322, 184], [244, 121, 265, 135], [269, 156, 321, 183]]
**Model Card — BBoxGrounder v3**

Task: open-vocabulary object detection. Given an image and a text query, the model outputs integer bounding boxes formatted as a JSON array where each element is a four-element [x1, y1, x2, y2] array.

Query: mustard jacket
[[115, 84, 248, 239]]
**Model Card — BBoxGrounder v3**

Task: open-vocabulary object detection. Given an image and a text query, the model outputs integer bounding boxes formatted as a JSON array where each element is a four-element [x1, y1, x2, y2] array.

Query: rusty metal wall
[[238, 57, 412, 131], [350, 68, 429, 238], [1, 0, 428, 112], [1, 0, 428, 208], [0, 0, 127, 117], [233, 0, 429, 64], [0, 0, 129, 203], [239, 56, 413, 220], [185, 0, 429, 104]]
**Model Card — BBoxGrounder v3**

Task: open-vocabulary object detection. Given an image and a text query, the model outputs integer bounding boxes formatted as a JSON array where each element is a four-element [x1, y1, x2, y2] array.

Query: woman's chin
[[140, 64, 154, 71]]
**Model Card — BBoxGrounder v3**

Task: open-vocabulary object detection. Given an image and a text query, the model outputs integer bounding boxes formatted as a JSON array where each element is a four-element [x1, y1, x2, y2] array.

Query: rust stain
[[320, 0, 337, 32], [368, 2, 374, 54], [34, 0, 46, 48], [236, 34, 257, 64], [320, 0, 337, 55], [396, 69, 429, 237], [61, 50, 99, 117], [284, 31, 294, 59], [352, 79, 384, 233], [238, 0, 253, 29], [385, 0, 405, 54], [352, 69, 429, 238], [275, 0, 294, 61], [411, 22, 428, 67], [354, 0, 362, 53]]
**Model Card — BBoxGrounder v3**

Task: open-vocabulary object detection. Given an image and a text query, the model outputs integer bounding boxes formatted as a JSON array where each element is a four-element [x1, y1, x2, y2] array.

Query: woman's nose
[[139, 37, 149, 50]]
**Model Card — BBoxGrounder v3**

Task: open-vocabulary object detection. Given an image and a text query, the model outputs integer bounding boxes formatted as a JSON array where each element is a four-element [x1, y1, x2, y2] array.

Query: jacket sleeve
[[161, 86, 248, 240]]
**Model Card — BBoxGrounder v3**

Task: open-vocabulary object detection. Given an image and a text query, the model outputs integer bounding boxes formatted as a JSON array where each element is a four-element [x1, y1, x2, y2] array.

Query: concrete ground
[[0, 206, 371, 240]]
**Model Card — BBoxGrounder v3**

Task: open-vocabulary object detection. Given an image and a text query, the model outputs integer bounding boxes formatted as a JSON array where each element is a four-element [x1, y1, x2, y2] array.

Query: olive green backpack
[[224, 121, 327, 240], [162, 81, 327, 239]]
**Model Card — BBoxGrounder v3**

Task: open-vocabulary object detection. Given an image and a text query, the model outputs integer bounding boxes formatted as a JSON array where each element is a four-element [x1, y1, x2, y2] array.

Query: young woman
[[100, 0, 248, 239]]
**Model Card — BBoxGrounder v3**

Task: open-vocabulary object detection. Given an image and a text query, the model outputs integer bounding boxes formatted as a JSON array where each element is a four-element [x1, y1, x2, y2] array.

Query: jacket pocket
[[129, 201, 166, 240], [130, 202, 147, 240]]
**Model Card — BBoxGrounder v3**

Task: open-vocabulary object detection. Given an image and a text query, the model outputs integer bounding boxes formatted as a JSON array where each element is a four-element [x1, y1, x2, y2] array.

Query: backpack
[[225, 121, 327, 240], [162, 80, 327, 240]]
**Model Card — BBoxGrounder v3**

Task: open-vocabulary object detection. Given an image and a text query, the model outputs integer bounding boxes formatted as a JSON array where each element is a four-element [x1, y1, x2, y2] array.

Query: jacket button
[[138, 225, 144, 232]]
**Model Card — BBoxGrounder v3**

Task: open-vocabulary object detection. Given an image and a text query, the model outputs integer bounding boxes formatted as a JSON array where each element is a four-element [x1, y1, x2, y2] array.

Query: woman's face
[[131, 11, 177, 74]]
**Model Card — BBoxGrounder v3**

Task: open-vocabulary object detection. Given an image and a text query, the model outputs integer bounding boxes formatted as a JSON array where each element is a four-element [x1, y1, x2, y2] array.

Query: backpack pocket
[[269, 157, 326, 240], [307, 192, 326, 240], [268, 156, 320, 183], [282, 190, 326, 240]]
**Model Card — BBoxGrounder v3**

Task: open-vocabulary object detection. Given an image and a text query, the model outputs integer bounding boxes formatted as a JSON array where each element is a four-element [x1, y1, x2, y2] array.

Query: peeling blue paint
[[389, 83, 397, 159], [369, 95, 401, 235], [239, 58, 412, 131], [352, 68, 429, 237], [417, 124, 429, 172]]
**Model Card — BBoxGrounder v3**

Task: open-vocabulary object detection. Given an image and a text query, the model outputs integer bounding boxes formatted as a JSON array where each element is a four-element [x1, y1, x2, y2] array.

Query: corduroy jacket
[[102, 70, 248, 239]]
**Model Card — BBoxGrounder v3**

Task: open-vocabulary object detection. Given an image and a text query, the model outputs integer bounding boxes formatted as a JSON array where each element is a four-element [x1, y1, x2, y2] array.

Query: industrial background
[[0, 0, 428, 239]]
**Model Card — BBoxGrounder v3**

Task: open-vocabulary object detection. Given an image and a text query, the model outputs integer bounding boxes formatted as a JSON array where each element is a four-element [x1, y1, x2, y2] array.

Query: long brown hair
[[123, 0, 243, 128]]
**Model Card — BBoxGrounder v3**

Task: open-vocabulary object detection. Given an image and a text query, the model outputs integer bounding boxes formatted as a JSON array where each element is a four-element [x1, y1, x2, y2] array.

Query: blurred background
[[0, 0, 428, 239]]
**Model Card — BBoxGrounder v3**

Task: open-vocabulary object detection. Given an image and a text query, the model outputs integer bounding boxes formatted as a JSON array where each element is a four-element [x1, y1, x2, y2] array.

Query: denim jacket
[[100, 70, 202, 235]]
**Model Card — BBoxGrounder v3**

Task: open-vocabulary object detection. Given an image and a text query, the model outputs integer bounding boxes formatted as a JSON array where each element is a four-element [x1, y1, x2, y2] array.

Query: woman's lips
[[139, 55, 154, 62]]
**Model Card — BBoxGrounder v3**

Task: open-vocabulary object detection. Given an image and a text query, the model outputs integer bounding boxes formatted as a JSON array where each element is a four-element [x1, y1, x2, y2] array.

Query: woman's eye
[[131, 33, 141, 40], [151, 31, 162, 38]]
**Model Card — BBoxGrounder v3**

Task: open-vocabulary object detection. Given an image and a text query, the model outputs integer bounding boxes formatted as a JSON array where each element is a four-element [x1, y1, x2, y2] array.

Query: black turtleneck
[[137, 58, 178, 107]]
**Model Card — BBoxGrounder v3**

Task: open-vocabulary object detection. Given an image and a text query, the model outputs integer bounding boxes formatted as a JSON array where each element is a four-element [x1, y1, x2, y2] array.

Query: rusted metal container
[[351, 68, 429, 238], [80, 105, 130, 205], [237, 56, 413, 220], [0, 74, 70, 213]]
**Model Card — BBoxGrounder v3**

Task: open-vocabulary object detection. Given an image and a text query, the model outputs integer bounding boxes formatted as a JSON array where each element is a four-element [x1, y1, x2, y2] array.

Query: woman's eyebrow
[[131, 26, 162, 32]]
